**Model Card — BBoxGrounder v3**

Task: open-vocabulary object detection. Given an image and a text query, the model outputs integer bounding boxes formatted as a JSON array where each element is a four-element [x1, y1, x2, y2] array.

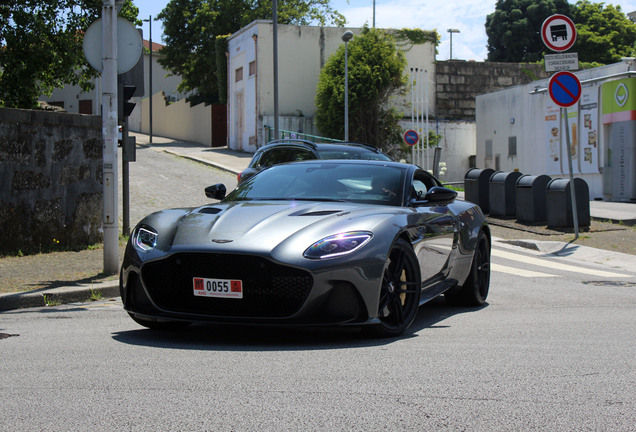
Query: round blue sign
[[548, 71, 581, 108], [403, 129, 419, 146]]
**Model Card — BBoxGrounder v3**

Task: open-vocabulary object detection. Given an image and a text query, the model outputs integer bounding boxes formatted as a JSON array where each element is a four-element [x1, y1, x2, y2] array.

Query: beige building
[[227, 20, 437, 152], [40, 40, 186, 119]]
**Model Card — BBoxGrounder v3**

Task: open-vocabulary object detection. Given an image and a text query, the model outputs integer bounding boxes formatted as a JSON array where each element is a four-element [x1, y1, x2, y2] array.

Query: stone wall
[[436, 61, 550, 120], [0, 108, 103, 255]]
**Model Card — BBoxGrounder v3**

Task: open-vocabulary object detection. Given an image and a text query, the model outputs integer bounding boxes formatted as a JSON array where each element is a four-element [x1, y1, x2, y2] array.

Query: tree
[[315, 27, 407, 155], [486, 0, 572, 62], [572, 1, 636, 64], [485, 0, 636, 64], [0, 1, 139, 109], [157, 0, 345, 104]]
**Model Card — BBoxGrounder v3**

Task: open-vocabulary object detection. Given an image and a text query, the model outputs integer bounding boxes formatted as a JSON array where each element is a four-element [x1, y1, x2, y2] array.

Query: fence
[[264, 126, 343, 144]]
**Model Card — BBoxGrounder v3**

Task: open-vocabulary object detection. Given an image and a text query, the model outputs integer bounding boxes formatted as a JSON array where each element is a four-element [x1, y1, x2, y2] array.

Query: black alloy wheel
[[373, 238, 421, 337], [445, 230, 490, 306]]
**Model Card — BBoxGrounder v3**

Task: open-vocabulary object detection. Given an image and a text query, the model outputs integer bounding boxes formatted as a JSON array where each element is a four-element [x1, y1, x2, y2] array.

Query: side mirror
[[424, 186, 458, 203], [205, 184, 226, 200]]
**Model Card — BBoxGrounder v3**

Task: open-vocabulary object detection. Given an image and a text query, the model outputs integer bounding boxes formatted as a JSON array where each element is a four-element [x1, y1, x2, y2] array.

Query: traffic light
[[118, 84, 136, 121]]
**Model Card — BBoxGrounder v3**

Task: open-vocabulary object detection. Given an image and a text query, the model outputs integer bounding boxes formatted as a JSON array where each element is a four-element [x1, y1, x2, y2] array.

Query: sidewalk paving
[[1, 132, 635, 311]]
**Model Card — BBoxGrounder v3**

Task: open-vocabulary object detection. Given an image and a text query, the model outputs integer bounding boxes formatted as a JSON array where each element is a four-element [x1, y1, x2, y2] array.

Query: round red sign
[[541, 14, 577, 52]]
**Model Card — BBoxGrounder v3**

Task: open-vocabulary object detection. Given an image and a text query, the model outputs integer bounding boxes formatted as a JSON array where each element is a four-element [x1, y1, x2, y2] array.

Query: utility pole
[[102, 0, 119, 274], [273, 0, 279, 139], [147, 15, 153, 143]]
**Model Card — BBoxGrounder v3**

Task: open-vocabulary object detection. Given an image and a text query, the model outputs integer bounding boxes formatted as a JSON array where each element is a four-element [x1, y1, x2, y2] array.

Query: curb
[[0, 281, 120, 311], [160, 148, 241, 176]]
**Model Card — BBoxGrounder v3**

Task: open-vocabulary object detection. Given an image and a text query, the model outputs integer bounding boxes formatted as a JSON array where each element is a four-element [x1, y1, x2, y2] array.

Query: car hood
[[164, 200, 407, 254]]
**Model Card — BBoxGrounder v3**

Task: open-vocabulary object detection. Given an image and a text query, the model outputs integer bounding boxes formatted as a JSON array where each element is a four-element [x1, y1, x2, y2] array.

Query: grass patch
[[88, 289, 103, 302], [43, 295, 62, 307], [0, 241, 104, 258]]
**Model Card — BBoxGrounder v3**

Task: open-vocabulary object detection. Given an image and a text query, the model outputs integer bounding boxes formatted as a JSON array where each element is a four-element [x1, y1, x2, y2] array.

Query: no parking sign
[[548, 71, 581, 107], [403, 129, 419, 146]]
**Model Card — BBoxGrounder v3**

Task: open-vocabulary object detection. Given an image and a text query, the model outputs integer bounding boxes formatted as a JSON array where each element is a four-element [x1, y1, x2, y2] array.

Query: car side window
[[411, 170, 439, 200], [412, 180, 427, 199]]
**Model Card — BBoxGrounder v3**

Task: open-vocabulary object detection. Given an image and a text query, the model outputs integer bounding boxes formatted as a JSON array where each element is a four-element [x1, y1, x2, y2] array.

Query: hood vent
[[297, 210, 342, 216], [198, 207, 222, 215]]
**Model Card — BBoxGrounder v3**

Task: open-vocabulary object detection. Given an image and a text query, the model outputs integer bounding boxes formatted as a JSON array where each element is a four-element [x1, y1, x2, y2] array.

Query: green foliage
[[485, 0, 636, 64], [157, 0, 345, 104], [315, 27, 407, 156], [486, 0, 572, 62], [425, 129, 442, 148], [393, 28, 440, 51], [572, 1, 636, 63], [0, 1, 139, 109], [215, 35, 230, 104]]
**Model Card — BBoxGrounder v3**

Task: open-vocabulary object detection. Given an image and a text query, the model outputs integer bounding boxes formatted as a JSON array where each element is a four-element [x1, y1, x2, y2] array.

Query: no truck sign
[[541, 14, 577, 52]]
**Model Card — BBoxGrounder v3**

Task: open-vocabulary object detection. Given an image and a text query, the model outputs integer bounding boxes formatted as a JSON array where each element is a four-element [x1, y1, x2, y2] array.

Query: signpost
[[542, 14, 580, 238], [83, 8, 142, 273]]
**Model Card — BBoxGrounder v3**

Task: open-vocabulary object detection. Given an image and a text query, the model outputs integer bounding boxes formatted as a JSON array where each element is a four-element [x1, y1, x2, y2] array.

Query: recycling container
[[515, 174, 551, 224], [488, 171, 523, 218], [546, 178, 591, 228], [464, 168, 495, 213]]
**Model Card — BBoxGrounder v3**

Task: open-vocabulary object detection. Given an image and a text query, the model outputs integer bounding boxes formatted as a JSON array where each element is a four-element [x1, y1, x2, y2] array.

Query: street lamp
[[342, 30, 353, 142], [447, 28, 460, 60], [143, 16, 153, 144]]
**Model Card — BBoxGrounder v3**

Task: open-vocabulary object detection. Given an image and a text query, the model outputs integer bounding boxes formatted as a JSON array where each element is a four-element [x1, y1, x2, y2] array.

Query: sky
[[134, 0, 636, 61]]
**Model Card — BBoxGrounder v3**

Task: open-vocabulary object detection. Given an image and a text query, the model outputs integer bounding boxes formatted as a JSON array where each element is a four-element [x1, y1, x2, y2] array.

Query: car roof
[[258, 139, 390, 157], [277, 158, 411, 169]]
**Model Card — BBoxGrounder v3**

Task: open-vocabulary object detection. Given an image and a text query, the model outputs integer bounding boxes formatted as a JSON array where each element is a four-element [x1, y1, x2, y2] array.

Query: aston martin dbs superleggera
[[120, 160, 490, 337]]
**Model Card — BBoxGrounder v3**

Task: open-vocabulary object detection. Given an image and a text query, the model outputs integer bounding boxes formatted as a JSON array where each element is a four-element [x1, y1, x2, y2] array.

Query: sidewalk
[[1, 132, 635, 311]]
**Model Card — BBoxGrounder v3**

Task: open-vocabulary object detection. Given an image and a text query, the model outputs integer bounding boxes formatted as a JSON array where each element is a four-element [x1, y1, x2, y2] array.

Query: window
[[485, 140, 493, 159], [508, 136, 517, 157], [249, 61, 256, 76], [235, 67, 243, 82]]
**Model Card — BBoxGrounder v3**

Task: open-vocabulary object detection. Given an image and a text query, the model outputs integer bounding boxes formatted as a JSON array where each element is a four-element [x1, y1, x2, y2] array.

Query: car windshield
[[225, 162, 406, 206]]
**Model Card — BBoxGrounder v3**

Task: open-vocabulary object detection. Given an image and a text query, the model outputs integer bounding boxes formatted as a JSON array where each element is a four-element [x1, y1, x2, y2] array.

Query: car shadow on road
[[111, 298, 488, 351]]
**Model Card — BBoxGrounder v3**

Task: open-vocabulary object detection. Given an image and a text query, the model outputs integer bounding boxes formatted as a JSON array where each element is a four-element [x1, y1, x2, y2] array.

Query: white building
[[476, 62, 636, 201], [227, 21, 437, 153]]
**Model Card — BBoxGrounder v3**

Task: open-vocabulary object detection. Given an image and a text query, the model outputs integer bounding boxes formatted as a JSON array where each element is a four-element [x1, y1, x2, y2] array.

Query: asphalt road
[[1, 241, 635, 431], [1, 145, 634, 430], [120, 145, 238, 228]]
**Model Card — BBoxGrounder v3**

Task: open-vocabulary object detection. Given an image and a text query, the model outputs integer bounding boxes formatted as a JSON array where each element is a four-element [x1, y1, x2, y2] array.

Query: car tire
[[128, 312, 191, 331], [445, 230, 490, 306], [372, 238, 422, 338]]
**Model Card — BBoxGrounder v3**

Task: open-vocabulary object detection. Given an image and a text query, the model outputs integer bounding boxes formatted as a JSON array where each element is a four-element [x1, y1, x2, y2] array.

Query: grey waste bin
[[464, 168, 495, 213], [515, 174, 551, 224], [546, 178, 591, 228], [489, 171, 523, 218]]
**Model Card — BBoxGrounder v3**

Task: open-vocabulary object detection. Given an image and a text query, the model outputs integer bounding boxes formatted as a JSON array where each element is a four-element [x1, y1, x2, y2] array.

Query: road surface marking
[[491, 263, 559, 278], [492, 249, 630, 278]]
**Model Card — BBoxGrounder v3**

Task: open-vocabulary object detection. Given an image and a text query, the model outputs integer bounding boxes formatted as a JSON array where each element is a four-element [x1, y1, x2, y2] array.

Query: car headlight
[[133, 226, 158, 252], [304, 231, 372, 259]]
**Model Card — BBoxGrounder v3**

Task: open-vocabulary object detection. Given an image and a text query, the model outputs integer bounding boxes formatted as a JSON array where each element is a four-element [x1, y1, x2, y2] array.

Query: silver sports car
[[120, 160, 490, 337]]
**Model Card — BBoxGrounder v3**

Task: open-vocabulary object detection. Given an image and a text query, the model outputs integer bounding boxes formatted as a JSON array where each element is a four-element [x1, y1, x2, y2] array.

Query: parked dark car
[[237, 139, 393, 184], [120, 160, 491, 337]]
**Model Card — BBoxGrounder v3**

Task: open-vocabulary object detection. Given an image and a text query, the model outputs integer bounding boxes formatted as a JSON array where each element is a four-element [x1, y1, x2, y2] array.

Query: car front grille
[[140, 253, 313, 318]]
